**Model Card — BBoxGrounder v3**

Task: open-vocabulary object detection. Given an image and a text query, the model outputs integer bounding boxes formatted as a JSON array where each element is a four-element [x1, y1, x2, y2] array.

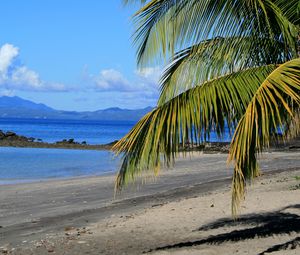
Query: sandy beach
[[1, 151, 300, 254]]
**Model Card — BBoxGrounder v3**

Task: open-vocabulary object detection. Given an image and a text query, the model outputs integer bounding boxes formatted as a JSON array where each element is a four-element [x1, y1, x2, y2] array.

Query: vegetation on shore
[[114, 0, 300, 215]]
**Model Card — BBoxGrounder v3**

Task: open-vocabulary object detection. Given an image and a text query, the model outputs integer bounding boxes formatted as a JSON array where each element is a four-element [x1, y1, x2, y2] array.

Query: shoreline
[[0, 129, 231, 151], [1, 128, 300, 153], [0, 140, 116, 151], [1, 168, 300, 254], [0, 170, 117, 186], [1, 151, 300, 254], [0, 146, 299, 187]]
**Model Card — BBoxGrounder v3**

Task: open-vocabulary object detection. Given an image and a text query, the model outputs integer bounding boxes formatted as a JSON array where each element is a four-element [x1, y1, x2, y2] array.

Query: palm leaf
[[130, 0, 298, 66], [113, 64, 277, 190], [229, 58, 300, 216], [274, 0, 300, 25], [158, 36, 291, 105]]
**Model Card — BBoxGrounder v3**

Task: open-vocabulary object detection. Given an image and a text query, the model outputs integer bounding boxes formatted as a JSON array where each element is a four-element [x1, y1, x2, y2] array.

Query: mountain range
[[0, 96, 153, 121]]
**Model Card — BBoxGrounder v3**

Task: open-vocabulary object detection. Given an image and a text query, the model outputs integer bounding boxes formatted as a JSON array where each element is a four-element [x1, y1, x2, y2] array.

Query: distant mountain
[[0, 96, 153, 121], [0, 96, 54, 112]]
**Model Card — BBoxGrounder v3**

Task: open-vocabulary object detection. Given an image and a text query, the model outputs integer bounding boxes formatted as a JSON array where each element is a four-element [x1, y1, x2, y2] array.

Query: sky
[[0, 0, 161, 111]]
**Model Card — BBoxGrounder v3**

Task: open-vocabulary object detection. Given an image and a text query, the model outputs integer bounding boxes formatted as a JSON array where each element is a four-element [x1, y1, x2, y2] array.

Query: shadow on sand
[[147, 204, 300, 254]]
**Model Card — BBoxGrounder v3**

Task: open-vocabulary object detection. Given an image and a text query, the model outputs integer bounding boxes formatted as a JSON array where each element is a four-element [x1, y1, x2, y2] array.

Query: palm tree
[[114, 0, 300, 215]]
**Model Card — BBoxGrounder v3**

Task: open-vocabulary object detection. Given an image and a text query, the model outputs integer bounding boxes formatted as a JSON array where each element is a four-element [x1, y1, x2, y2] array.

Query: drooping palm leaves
[[229, 58, 300, 215], [158, 36, 291, 105], [127, 0, 298, 65], [115, 0, 300, 214], [114, 64, 277, 188]]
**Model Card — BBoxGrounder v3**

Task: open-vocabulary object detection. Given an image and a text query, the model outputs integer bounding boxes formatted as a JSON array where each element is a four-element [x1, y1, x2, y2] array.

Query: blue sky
[[0, 1, 160, 111]]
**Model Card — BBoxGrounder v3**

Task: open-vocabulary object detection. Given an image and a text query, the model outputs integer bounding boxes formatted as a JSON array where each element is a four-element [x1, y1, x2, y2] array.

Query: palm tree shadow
[[147, 204, 300, 254]]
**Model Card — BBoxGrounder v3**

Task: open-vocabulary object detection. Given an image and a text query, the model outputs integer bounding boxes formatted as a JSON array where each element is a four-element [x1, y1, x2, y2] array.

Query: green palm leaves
[[114, 64, 277, 188], [229, 58, 300, 215], [127, 0, 298, 65], [116, 0, 300, 214]]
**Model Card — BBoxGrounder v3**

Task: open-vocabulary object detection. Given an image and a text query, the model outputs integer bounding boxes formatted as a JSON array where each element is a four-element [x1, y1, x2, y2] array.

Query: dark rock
[[18, 136, 30, 141], [56, 138, 79, 144], [105, 140, 118, 146], [5, 131, 16, 137], [202, 142, 230, 153], [28, 137, 35, 142], [0, 131, 5, 139]]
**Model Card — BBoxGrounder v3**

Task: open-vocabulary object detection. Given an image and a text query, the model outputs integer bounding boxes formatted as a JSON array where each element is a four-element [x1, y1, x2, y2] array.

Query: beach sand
[[1, 151, 300, 254]]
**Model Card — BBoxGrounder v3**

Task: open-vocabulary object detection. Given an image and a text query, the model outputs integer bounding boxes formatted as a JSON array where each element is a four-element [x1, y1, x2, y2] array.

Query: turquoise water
[[0, 118, 232, 184], [0, 147, 120, 184], [0, 118, 131, 184]]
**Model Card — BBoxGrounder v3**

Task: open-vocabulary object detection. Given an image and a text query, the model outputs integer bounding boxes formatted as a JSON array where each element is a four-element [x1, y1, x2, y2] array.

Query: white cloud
[[94, 69, 132, 91], [86, 66, 161, 96], [79, 66, 162, 108], [135, 66, 161, 92], [136, 66, 161, 82], [0, 43, 161, 109], [0, 44, 19, 78], [0, 43, 67, 92], [11, 66, 42, 89], [0, 44, 18, 85]]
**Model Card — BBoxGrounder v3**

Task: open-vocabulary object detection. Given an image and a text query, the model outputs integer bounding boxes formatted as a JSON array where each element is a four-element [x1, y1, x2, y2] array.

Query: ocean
[[0, 118, 135, 184], [0, 118, 231, 184], [0, 118, 136, 144]]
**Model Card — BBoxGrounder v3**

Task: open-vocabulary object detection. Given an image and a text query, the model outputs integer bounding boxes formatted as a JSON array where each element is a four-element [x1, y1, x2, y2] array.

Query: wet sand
[[1, 151, 300, 254]]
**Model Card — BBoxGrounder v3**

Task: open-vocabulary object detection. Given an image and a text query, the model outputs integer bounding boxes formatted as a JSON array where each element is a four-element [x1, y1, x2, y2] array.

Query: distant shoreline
[[1, 129, 299, 152], [0, 139, 116, 151], [0, 132, 231, 152], [0, 130, 117, 150]]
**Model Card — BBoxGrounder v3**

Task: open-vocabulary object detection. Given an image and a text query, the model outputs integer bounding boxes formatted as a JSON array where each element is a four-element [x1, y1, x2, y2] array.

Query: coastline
[[1, 151, 300, 254], [1, 128, 299, 152], [0, 139, 116, 151]]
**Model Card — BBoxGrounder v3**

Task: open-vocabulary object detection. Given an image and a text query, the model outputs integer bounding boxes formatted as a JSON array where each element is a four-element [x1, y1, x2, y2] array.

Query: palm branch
[[158, 36, 291, 105], [117, 0, 300, 214], [127, 0, 298, 66], [113, 64, 277, 189], [229, 58, 300, 215]]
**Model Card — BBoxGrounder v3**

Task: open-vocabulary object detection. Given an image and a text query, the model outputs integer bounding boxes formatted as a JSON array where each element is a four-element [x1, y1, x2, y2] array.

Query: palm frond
[[274, 0, 300, 25], [228, 58, 300, 216], [131, 0, 298, 66], [285, 111, 300, 140], [158, 36, 291, 105], [113, 64, 277, 190]]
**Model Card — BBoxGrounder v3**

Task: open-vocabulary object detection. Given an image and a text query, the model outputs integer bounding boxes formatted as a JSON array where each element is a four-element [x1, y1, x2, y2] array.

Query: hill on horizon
[[0, 96, 153, 121]]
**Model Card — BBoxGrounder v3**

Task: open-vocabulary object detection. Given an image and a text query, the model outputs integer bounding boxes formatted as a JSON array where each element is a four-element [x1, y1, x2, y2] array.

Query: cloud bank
[[85, 66, 161, 93], [82, 66, 162, 106], [0, 43, 66, 92], [0, 43, 161, 108]]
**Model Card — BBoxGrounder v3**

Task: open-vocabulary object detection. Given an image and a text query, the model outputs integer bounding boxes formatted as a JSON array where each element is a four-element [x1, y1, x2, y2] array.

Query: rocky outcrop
[[179, 142, 230, 153], [0, 130, 33, 143], [0, 130, 113, 150]]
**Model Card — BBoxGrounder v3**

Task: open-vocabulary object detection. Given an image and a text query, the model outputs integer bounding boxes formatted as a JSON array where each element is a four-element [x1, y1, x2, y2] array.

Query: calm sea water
[[0, 118, 135, 184], [0, 118, 136, 144], [0, 147, 120, 185], [0, 118, 231, 184]]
